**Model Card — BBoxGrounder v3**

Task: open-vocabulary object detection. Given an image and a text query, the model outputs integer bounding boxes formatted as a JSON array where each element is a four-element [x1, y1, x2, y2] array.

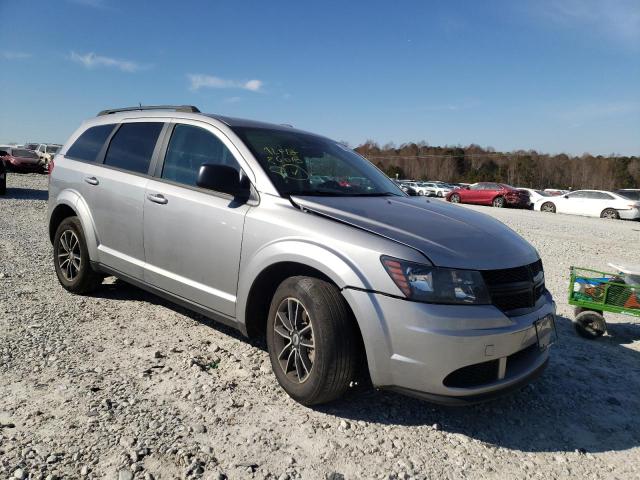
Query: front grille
[[481, 260, 545, 313], [443, 359, 499, 388]]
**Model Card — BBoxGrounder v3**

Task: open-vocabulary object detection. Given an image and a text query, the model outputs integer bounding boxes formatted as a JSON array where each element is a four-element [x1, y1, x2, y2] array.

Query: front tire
[[449, 193, 460, 203], [492, 196, 505, 208], [266, 276, 360, 405], [0, 171, 6, 195], [541, 202, 556, 213], [53, 217, 102, 294], [600, 208, 620, 220]]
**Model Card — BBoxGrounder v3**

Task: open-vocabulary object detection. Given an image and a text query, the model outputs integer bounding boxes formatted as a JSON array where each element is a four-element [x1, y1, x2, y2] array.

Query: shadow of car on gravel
[[321, 314, 640, 454], [3, 186, 49, 201], [87, 278, 640, 455]]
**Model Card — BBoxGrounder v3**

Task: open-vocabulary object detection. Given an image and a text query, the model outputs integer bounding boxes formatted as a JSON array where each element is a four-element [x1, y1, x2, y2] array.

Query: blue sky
[[0, 0, 638, 155]]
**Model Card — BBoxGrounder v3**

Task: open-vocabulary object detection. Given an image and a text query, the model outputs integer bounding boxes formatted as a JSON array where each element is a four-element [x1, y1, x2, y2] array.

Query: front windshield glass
[[233, 127, 404, 197]]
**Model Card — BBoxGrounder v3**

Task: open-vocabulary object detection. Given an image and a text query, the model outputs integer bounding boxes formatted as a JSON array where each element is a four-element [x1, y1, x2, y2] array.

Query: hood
[[291, 195, 539, 270]]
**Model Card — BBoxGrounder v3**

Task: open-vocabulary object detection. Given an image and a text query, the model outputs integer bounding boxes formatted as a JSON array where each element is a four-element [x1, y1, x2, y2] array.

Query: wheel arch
[[49, 190, 99, 261]]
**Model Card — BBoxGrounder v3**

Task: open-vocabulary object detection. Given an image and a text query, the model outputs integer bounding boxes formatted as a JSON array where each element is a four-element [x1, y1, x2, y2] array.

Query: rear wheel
[[0, 170, 6, 195], [53, 217, 102, 294], [600, 208, 619, 220], [573, 310, 606, 339], [449, 193, 460, 203], [266, 276, 360, 405], [541, 202, 556, 213], [492, 196, 505, 208]]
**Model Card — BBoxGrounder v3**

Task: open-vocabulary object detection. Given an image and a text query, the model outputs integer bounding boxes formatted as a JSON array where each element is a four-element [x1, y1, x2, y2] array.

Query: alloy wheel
[[58, 230, 81, 281], [450, 194, 460, 203], [273, 297, 315, 383]]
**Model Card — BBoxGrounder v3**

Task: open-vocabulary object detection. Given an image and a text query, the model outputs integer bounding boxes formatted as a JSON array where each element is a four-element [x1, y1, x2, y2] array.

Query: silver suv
[[48, 105, 556, 405]]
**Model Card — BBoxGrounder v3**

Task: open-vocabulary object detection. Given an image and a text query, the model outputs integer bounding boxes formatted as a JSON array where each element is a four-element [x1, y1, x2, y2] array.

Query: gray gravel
[[1, 174, 639, 479]]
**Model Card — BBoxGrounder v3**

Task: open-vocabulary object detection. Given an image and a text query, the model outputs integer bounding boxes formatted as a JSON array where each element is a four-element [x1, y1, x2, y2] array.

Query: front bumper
[[343, 288, 556, 404]]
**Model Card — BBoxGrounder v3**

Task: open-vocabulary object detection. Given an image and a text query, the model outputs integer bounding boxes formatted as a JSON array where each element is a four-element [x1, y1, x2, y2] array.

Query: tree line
[[354, 141, 640, 190]]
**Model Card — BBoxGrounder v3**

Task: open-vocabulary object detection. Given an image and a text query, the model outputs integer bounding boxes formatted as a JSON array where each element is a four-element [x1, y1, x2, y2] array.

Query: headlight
[[381, 256, 491, 305]]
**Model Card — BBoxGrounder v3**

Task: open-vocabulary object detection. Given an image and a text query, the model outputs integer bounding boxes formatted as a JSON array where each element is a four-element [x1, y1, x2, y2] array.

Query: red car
[[445, 182, 530, 208], [0, 147, 46, 174]]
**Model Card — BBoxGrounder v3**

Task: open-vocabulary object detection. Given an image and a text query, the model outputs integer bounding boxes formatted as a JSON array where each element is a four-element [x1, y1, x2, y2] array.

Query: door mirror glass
[[197, 164, 250, 197]]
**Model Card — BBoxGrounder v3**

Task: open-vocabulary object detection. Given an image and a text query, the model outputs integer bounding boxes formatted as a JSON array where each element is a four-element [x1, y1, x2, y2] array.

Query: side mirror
[[197, 164, 250, 198]]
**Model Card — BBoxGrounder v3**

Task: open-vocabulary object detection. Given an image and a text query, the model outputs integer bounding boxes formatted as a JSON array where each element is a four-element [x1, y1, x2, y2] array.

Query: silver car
[[48, 105, 556, 405]]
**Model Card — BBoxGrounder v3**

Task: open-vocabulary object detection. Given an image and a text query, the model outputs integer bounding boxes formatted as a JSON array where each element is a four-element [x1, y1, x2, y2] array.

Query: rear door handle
[[147, 193, 168, 205], [84, 176, 99, 186]]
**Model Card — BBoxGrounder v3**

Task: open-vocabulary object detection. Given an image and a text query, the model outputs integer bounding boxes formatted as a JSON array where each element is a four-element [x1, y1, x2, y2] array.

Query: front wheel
[[600, 208, 620, 220], [266, 276, 360, 405], [0, 171, 6, 195], [541, 202, 556, 213], [492, 196, 505, 208], [449, 193, 460, 203], [53, 217, 102, 294]]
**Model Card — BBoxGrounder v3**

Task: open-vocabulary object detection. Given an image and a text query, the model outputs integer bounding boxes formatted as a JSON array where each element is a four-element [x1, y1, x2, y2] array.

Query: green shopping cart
[[569, 263, 640, 339]]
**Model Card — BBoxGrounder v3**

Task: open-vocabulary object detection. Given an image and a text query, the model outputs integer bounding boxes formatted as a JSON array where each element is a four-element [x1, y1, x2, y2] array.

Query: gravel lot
[[1, 174, 639, 480]]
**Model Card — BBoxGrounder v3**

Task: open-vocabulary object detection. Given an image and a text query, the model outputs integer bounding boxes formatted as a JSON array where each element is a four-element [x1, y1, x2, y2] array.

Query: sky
[[0, 0, 639, 156]]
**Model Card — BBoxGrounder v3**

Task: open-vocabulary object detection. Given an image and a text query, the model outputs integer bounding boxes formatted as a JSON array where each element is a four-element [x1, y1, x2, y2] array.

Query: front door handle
[[84, 176, 99, 186], [147, 193, 168, 205]]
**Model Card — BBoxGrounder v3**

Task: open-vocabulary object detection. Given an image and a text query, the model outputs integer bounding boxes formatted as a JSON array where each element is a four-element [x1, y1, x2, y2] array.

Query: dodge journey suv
[[48, 105, 556, 405]]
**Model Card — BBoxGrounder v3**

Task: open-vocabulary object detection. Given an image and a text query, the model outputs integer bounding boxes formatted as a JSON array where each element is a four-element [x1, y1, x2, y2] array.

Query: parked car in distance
[[517, 188, 554, 208], [616, 189, 640, 201], [49, 105, 555, 406], [535, 190, 640, 220], [400, 181, 432, 196], [0, 151, 6, 195], [35, 144, 61, 165], [446, 182, 530, 208], [0, 146, 45, 174], [420, 182, 452, 198], [23, 142, 39, 151]]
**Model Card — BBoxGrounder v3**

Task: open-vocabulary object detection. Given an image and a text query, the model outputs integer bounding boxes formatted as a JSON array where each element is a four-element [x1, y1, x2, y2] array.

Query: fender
[[235, 238, 393, 385], [235, 238, 372, 327], [51, 189, 100, 262]]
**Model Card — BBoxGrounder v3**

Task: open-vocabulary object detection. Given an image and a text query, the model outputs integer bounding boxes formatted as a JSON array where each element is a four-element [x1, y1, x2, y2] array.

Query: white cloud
[[1, 51, 32, 60], [70, 51, 144, 72], [540, 0, 640, 47], [187, 74, 263, 92]]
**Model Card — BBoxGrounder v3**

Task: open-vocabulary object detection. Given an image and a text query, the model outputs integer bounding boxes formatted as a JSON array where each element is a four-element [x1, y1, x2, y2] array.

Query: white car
[[401, 181, 432, 196], [421, 182, 452, 197], [517, 188, 555, 207], [534, 189, 640, 220], [35, 144, 61, 165]]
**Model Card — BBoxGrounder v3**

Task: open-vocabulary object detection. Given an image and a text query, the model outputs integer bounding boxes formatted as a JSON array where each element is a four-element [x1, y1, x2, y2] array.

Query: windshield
[[12, 149, 39, 159], [48, 145, 60, 154], [618, 190, 640, 200], [233, 127, 404, 197], [535, 190, 552, 196], [24, 144, 38, 150]]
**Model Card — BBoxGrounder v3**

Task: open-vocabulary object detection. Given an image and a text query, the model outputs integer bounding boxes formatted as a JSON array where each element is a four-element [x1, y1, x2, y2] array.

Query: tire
[[418, 190, 424, 196], [541, 202, 556, 213], [449, 193, 460, 203], [266, 276, 360, 405], [492, 196, 505, 208], [53, 217, 102, 294], [600, 208, 619, 220], [574, 306, 603, 317], [0, 172, 6, 195], [573, 310, 606, 339], [437, 191, 443, 198]]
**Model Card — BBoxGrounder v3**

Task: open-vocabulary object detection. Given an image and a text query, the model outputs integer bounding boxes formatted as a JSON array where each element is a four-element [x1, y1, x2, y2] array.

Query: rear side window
[[67, 124, 115, 162], [104, 122, 163, 174], [161, 124, 239, 187]]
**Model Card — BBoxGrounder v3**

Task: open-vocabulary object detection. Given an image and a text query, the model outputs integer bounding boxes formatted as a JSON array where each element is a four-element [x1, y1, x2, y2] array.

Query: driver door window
[[162, 124, 240, 188]]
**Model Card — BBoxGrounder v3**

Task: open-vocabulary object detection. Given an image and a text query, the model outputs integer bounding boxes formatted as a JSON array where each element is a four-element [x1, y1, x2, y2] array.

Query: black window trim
[[150, 121, 259, 204]]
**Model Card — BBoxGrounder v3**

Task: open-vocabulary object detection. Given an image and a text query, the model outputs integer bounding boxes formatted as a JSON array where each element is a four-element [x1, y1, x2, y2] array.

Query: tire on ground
[[573, 310, 606, 339], [266, 276, 360, 405], [53, 216, 103, 294]]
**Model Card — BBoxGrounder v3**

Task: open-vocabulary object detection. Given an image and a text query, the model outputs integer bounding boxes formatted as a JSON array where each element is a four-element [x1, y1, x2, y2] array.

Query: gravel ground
[[1, 173, 639, 480]]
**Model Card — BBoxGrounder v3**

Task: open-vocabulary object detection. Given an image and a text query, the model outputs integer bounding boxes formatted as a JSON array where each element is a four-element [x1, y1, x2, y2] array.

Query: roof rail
[[97, 105, 201, 116]]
